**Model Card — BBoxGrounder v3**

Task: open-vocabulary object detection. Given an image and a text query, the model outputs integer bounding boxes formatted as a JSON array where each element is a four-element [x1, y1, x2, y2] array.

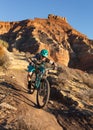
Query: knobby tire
[[36, 78, 50, 108]]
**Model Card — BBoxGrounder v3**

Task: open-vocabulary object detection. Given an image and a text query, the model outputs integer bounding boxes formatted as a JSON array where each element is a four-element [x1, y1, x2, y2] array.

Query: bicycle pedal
[[28, 90, 31, 94]]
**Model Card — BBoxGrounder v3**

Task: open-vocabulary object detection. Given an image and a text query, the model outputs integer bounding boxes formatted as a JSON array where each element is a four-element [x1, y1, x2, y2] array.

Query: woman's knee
[[27, 72, 32, 80]]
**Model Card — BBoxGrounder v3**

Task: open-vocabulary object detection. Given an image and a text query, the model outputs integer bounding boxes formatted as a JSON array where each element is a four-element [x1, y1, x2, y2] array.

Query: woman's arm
[[46, 58, 57, 69]]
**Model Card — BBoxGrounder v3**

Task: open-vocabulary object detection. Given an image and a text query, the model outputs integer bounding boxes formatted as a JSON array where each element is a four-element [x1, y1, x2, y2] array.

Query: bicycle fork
[[35, 73, 42, 88]]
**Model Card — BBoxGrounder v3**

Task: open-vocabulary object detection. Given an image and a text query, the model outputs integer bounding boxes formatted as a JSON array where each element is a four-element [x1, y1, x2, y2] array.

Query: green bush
[[0, 39, 9, 49]]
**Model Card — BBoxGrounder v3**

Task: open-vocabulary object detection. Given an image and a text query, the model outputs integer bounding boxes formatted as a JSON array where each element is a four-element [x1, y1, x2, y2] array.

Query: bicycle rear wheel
[[36, 78, 50, 108]]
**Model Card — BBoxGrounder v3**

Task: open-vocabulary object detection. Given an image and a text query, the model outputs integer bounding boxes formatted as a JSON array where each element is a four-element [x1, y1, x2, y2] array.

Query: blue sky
[[0, 0, 93, 39]]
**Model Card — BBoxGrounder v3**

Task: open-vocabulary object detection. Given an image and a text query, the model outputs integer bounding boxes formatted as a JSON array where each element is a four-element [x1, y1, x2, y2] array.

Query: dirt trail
[[0, 52, 62, 130]]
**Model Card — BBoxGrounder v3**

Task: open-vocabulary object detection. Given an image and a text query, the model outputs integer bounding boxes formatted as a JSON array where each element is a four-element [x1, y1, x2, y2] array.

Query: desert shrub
[[0, 45, 10, 69], [0, 39, 9, 49], [0, 53, 10, 67]]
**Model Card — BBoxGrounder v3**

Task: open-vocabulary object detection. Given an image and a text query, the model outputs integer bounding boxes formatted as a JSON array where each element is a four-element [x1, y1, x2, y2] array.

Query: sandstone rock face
[[68, 34, 93, 71], [0, 14, 93, 71], [0, 21, 16, 34]]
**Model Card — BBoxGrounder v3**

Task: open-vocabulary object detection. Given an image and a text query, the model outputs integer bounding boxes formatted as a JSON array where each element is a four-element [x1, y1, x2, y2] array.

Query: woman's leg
[[27, 72, 33, 90], [27, 65, 35, 93]]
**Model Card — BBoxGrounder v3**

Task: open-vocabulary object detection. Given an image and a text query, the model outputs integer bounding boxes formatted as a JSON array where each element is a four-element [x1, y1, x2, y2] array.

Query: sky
[[0, 0, 93, 39]]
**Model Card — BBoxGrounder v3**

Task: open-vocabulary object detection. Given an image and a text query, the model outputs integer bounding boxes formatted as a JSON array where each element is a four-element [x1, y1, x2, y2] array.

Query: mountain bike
[[29, 61, 51, 108]]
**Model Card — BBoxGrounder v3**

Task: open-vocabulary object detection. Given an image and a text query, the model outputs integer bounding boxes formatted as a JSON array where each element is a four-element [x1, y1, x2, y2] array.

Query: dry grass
[[0, 39, 9, 49], [0, 45, 10, 69]]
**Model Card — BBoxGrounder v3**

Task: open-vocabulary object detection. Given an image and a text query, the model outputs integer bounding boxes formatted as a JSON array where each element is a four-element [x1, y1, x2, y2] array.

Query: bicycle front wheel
[[36, 78, 50, 108]]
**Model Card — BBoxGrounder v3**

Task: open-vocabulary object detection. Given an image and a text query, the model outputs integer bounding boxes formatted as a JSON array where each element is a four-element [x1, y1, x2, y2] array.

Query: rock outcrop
[[0, 14, 93, 71]]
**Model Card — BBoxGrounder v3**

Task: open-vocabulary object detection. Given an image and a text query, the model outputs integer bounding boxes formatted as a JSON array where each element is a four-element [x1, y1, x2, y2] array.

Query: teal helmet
[[40, 49, 48, 57]]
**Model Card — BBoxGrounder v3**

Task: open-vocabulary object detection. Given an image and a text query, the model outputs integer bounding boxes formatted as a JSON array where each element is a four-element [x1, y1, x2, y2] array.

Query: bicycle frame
[[31, 60, 53, 89], [34, 63, 46, 89], [35, 72, 43, 89]]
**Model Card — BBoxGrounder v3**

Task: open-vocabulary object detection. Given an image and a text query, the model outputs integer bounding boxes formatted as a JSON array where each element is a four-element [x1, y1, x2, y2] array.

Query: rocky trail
[[0, 52, 62, 130], [0, 52, 93, 130]]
